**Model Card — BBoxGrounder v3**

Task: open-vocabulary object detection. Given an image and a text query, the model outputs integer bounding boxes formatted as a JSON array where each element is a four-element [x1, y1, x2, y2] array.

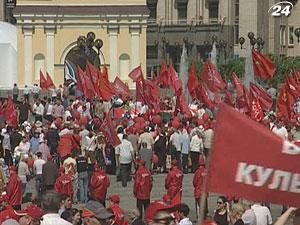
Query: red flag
[[232, 72, 244, 98], [136, 77, 145, 103], [129, 65, 143, 82], [252, 50, 276, 79], [100, 112, 121, 148], [158, 61, 171, 88], [187, 62, 200, 99], [250, 83, 273, 111], [242, 86, 252, 113], [169, 64, 182, 95], [175, 93, 191, 117], [286, 75, 300, 98], [46, 72, 56, 89], [77, 66, 94, 99], [250, 98, 264, 122], [112, 77, 131, 101], [224, 90, 234, 106], [143, 79, 161, 113], [208, 103, 300, 207], [40, 71, 48, 90], [99, 67, 115, 101], [86, 62, 101, 97], [4, 97, 18, 128], [277, 84, 292, 121], [195, 82, 214, 109], [202, 60, 226, 93]]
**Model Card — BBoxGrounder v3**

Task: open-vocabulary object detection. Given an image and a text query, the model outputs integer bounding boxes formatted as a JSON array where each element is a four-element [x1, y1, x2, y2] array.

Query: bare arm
[[274, 207, 296, 225]]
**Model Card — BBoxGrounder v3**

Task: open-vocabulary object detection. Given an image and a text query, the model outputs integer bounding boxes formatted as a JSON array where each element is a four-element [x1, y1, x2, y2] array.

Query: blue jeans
[[78, 171, 89, 203]]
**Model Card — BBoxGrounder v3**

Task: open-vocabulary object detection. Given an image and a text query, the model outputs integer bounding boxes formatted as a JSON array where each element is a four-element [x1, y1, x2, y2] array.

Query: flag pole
[[198, 147, 214, 225]]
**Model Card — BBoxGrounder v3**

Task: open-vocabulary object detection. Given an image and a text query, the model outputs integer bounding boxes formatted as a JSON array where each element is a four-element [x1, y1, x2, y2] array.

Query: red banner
[[208, 104, 300, 207]]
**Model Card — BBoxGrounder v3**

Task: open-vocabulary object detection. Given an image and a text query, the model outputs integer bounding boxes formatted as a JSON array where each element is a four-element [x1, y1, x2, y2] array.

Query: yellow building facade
[[13, 0, 149, 88]]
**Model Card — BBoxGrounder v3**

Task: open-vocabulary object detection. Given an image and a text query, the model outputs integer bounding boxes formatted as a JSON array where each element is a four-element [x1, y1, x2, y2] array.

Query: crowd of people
[[0, 82, 298, 225]]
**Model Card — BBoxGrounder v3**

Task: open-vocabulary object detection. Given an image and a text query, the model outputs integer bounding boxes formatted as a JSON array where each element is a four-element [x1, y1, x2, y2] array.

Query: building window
[[147, 46, 158, 59], [119, 54, 130, 79], [208, 1, 219, 22], [34, 54, 45, 83], [234, 0, 239, 21], [288, 26, 294, 45], [280, 26, 286, 46], [147, 2, 157, 21], [177, 2, 187, 24], [234, 25, 239, 45]]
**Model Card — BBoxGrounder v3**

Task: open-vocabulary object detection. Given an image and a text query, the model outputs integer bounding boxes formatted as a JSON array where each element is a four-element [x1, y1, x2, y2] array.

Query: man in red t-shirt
[[109, 195, 128, 225], [90, 166, 110, 206], [54, 167, 73, 198], [7, 166, 22, 210], [193, 154, 207, 218], [133, 160, 153, 219], [165, 159, 183, 200]]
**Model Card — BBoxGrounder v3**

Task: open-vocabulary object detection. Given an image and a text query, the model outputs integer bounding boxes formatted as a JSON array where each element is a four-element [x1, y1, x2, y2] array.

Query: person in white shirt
[[178, 203, 193, 225], [272, 121, 288, 139], [23, 85, 31, 102], [32, 100, 45, 122], [32, 84, 41, 100], [251, 203, 272, 225], [115, 134, 134, 187], [203, 126, 214, 157], [41, 191, 73, 225], [33, 152, 46, 195], [169, 128, 182, 167], [190, 131, 204, 172]]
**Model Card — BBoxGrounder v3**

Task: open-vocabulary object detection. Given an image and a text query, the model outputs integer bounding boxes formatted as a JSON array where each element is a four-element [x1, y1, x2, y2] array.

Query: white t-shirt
[[251, 204, 272, 225], [190, 135, 203, 153], [33, 158, 46, 175], [115, 139, 134, 164], [170, 132, 181, 152]]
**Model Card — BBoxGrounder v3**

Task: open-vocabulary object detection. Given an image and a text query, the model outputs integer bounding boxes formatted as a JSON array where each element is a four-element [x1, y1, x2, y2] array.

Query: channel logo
[[268, 1, 294, 17]]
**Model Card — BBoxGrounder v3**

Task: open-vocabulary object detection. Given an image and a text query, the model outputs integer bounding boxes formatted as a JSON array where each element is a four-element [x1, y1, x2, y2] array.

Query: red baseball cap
[[16, 204, 44, 219], [109, 195, 120, 204]]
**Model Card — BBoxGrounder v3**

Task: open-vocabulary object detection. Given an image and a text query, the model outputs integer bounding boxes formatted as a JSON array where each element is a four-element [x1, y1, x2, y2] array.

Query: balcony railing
[[147, 18, 220, 25]]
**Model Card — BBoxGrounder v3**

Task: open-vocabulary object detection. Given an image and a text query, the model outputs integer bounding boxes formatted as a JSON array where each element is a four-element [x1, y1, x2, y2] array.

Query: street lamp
[[239, 32, 264, 51]]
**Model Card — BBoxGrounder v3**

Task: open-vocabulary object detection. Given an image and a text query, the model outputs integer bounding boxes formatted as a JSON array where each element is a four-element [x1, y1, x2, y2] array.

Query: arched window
[[119, 53, 130, 80], [34, 53, 45, 83]]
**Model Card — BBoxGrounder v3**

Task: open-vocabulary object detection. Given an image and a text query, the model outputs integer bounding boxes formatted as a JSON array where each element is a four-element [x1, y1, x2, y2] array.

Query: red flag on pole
[[46, 72, 56, 89], [86, 62, 101, 97], [4, 97, 18, 128], [224, 90, 234, 106], [187, 62, 200, 99], [76, 66, 85, 94], [100, 112, 121, 148], [232, 72, 244, 98], [129, 65, 143, 82], [202, 60, 226, 93], [292, 70, 300, 85], [208, 103, 300, 207], [112, 77, 131, 101], [136, 77, 145, 103], [250, 83, 273, 111], [77, 66, 93, 99], [175, 92, 191, 117], [143, 79, 161, 113], [158, 61, 171, 88], [250, 98, 264, 122], [286, 75, 300, 98], [40, 71, 48, 90], [98, 68, 115, 101], [195, 82, 214, 109], [169, 64, 182, 95], [277, 84, 292, 121], [252, 50, 276, 79]]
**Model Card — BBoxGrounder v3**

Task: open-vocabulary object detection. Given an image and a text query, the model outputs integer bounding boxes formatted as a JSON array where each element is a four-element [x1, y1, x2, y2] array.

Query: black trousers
[[182, 153, 189, 172], [174, 151, 182, 169], [190, 151, 199, 173], [137, 199, 150, 219], [120, 163, 132, 187]]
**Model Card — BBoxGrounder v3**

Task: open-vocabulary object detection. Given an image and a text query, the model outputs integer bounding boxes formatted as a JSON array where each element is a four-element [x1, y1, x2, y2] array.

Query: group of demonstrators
[[0, 50, 299, 225]]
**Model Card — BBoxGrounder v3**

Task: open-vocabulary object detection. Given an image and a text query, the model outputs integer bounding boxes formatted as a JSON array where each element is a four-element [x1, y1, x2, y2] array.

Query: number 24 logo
[[268, 1, 294, 17]]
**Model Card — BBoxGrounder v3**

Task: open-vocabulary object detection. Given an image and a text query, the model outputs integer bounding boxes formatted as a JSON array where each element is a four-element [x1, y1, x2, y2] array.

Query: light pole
[[238, 32, 264, 52]]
